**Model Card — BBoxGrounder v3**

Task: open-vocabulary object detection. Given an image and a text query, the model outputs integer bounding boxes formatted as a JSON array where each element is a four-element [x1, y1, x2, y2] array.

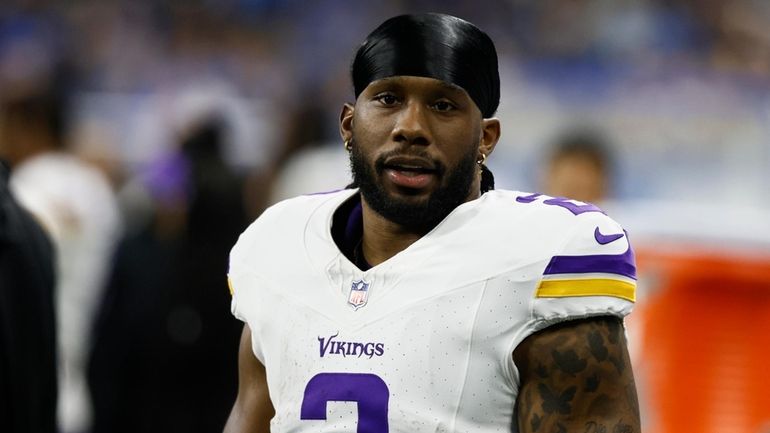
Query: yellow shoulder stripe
[[227, 277, 235, 297], [536, 278, 636, 302]]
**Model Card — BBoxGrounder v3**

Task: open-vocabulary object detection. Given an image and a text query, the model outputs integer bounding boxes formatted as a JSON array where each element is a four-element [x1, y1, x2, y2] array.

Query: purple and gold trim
[[538, 244, 637, 302], [536, 278, 636, 302], [543, 244, 636, 280]]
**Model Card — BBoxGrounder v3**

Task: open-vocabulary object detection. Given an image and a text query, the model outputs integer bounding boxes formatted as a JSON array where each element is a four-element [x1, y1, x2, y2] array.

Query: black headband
[[352, 13, 500, 118]]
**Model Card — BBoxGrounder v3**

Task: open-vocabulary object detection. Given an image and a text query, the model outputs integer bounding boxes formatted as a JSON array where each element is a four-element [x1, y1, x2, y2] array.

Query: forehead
[[361, 75, 470, 96]]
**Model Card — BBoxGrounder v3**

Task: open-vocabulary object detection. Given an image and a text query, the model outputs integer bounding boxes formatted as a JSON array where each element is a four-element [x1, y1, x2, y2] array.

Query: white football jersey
[[228, 189, 635, 433]]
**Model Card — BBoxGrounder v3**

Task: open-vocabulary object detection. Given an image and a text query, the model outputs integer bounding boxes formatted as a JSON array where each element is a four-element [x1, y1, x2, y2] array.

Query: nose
[[391, 101, 431, 146]]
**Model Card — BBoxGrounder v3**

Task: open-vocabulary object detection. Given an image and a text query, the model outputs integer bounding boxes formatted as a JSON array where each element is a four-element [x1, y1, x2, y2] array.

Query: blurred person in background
[[693, 0, 770, 79], [0, 159, 57, 433], [541, 128, 614, 205], [267, 96, 351, 204], [0, 81, 121, 433], [89, 118, 247, 433]]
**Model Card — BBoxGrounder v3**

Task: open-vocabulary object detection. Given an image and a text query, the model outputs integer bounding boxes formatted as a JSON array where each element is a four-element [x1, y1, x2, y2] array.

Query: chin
[[350, 142, 477, 230], [385, 184, 436, 200]]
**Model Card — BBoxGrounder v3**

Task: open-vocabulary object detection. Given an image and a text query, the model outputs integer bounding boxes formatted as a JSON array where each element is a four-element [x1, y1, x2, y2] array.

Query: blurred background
[[0, 0, 768, 432]]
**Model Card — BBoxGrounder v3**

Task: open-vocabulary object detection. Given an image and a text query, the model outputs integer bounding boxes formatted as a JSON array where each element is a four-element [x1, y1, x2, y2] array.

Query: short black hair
[[549, 129, 613, 175], [1, 89, 69, 149]]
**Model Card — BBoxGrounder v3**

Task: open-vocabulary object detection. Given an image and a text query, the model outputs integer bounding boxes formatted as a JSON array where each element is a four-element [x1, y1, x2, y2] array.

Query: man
[[225, 14, 639, 433], [88, 119, 246, 433], [0, 86, 121, 433], [0, 159, 58, 433], [542, 128, 614, 205]]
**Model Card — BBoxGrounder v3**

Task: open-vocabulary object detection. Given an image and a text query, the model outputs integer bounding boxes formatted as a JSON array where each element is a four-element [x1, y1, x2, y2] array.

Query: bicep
[[513, 316, 640, 433], [223, 324, 274, 433]]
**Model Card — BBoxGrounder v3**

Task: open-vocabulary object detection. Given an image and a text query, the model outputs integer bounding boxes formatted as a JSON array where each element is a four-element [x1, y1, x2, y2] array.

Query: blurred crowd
[[0, 0, 768, 432]]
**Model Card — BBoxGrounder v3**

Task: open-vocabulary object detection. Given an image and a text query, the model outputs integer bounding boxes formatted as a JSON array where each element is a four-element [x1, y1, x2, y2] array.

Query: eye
[[431, 100, 456, 112], [374, 93, 399, 106]]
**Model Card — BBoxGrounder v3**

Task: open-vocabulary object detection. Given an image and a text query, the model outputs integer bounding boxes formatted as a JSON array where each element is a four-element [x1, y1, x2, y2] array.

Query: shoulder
[[474, 190, 628, 253], [13, 153, 103, 182], [481, 190, 610, 224], [229, 189, 353, 273], [227, 189, 354, 323], [11, 153, 116, 207], [481, 191, 636, 323], [495, 191, 632, 266], [10, 154, 120, 239]]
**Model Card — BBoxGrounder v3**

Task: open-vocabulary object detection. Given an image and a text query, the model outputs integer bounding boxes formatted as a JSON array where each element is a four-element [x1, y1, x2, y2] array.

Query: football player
[[225, 13, 639, 433]]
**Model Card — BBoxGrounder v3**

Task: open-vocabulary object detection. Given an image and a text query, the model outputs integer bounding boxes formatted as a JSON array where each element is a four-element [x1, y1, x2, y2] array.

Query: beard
[[349, 139, 478, 232]]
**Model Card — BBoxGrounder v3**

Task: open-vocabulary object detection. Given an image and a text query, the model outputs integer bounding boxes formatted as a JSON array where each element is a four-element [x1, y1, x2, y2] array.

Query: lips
[[381, 156, 438, 190]]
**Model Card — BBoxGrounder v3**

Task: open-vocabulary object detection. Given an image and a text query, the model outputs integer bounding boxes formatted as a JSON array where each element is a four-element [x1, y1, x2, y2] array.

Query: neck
[[359, 199, 425, 267], [358, 179, 481, 266]]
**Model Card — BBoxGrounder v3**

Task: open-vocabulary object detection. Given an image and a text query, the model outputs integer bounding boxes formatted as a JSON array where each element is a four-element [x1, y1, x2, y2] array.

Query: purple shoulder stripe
[[543, 244, 636, 280]]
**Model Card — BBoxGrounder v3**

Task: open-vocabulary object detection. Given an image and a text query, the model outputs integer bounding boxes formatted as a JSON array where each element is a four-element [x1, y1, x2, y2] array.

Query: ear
[[339, 103, 355, 142], [478, 117, 501, 158]]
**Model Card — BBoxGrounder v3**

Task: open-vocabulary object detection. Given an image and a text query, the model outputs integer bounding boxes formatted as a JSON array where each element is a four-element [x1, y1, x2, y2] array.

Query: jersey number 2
[[301, 372, 389, 433]]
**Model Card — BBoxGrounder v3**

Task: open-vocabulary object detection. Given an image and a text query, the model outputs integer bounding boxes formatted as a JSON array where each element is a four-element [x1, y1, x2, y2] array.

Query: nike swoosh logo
[[594, 227, 624, 245]]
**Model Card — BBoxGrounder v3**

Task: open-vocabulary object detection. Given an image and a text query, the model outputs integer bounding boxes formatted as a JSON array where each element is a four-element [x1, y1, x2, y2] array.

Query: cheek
[[441, 116, 480, 139], [438, 121, 481, 155], [352, 110, 390, 143]]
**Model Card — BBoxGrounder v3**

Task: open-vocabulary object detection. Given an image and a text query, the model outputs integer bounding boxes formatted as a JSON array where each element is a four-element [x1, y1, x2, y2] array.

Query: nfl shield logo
[[348, 279, 370, 310]]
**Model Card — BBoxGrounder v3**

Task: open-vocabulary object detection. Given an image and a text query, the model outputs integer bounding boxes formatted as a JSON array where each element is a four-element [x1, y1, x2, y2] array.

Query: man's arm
[[513, 316, 640, 433], [223, 325, 275, 433]]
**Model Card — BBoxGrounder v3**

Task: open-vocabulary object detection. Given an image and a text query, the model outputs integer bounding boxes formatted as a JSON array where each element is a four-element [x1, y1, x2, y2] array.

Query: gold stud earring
[[476, 153, 487, 165], [344, 139, 353, 152]]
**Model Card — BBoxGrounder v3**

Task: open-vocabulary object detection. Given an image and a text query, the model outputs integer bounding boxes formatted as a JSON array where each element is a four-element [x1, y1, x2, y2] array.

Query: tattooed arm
[[513, 316, 640, 433]]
